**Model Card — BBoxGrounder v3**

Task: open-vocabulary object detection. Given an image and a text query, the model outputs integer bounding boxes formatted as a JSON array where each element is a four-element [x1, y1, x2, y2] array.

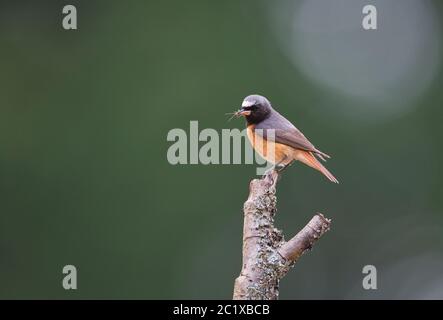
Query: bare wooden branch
[[233, 170, 331, 300]]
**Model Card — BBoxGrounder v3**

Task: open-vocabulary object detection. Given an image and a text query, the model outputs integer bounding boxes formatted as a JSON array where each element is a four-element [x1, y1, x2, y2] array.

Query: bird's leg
[[263, 166, 275, 178], [262, 166, 279, 186], [274, 157, 293, 172], [275, 163, 286, 172], [262, 157, 292, 184]]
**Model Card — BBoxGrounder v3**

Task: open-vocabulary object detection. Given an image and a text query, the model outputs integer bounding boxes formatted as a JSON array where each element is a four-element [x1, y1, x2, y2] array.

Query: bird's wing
[[255, 115, 331, 159]]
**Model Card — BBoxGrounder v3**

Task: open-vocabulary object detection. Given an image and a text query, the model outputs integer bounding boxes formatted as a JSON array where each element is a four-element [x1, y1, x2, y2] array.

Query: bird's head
[[235, 94, 272, 124]]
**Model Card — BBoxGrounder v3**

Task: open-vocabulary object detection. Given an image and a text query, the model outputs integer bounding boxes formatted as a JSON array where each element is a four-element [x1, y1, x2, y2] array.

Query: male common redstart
[[234, 94, 339, 183]]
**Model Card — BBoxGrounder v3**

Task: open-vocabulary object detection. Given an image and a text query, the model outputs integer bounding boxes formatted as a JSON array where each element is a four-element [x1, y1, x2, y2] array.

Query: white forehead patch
[[242, 100, 255, 107]]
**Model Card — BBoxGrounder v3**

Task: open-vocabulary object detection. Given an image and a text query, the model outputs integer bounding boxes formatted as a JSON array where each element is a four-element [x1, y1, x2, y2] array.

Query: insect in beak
[[226, 108, 251, 121], [235, 107, 251, 116]]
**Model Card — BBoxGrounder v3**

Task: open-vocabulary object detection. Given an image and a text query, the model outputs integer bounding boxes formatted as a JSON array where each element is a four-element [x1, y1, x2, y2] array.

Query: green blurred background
[[1, 0, 443, 299]]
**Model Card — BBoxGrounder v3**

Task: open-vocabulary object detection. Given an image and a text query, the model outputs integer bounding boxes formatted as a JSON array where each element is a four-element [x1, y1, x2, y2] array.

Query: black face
[[239, 95, 272, 124]]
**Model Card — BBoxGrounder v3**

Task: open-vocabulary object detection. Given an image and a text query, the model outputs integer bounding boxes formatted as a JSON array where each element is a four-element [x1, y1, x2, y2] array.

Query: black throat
[[245, 111, 270, 125]]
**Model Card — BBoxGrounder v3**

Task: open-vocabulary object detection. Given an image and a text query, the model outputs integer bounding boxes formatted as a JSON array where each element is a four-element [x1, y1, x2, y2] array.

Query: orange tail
[[298, 151, 339, 184]]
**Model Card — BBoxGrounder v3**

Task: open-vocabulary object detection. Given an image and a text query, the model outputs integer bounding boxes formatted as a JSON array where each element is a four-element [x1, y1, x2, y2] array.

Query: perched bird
[[234, 94, 339, 183]]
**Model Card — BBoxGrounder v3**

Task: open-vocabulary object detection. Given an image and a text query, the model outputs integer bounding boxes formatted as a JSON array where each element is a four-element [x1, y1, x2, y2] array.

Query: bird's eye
[[243, 105, 257, 111]]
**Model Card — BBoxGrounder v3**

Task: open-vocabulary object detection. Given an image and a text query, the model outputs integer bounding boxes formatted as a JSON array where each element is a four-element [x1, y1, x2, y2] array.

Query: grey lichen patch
[[252, 193, 275, 212], [243, 200, 257, 212], [246, 281, 279, 300], [242, 222, 289, 299], [269, 227, 284, 244], [269, 251, 294, 276]]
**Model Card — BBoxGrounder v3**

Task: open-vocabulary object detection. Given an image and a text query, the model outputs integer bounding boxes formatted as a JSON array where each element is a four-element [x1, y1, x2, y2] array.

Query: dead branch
[[233, 170, 331, 300]]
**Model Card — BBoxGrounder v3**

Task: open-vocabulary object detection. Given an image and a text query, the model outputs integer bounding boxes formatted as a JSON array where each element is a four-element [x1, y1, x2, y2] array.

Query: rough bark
[[233, 170, 331, 300]]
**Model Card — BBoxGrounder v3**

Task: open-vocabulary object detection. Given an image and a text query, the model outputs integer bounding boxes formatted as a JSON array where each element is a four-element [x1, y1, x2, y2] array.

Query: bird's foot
[[275, 163, 287, 172], [276, 160, 295, 173], [262, 166, 283, 186], [262, 163, 287, 179], [262, 167, 275, 179]]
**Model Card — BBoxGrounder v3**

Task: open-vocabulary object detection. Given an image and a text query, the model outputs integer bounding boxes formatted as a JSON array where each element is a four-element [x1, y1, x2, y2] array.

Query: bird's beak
[[235, 107, 251, 117]]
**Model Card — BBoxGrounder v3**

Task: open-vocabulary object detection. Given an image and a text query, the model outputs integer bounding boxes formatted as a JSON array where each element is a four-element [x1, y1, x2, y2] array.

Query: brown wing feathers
[[260, 128, 331, 161]]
